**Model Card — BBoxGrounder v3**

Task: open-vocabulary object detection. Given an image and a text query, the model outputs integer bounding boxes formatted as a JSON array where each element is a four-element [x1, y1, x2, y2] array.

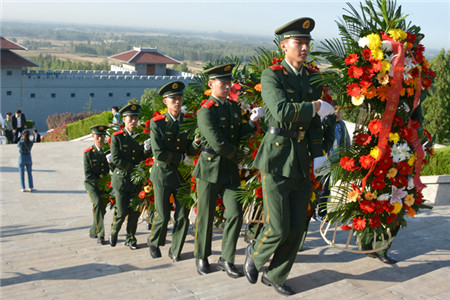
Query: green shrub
[[66, 111, 112, 140], [421, 147, 450, 175], [26, 120, 34, 128]]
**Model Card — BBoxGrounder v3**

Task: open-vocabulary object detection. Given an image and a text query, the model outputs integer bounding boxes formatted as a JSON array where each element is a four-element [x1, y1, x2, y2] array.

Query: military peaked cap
[[275, 17, 315, 40], [90, 125, 108, 136], [203, 64, 235, 81], [158, 81, 185, 98], [119, 103, 141, 116]]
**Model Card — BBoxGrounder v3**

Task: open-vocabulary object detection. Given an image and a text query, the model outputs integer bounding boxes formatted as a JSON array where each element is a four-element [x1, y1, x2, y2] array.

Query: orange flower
[[362, 86, 376, 99], [352, 216, 366, 231], [406, 206, 416, 217], [204, 89, 212, 96], [170, 194, 175, 203], [346, 83, 361, 97], [345, 53, 359, 65], [406, 87, 415, 97], [376, 85, 390, 102], [254, 83, 262, 92], [348, 189, 360, 202]]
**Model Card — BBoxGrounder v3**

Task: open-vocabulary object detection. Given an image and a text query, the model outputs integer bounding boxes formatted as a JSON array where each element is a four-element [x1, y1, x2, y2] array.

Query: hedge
[[421, 146, 450, 175], [66, 111, 112, 140]]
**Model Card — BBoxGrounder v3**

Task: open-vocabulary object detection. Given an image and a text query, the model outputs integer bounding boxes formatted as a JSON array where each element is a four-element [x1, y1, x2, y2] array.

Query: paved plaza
[[1, 140, 449, 299]]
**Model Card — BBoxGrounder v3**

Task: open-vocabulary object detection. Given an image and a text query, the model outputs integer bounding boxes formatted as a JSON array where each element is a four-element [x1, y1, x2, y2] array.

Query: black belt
[[267, 126, 305, 141], [202, 147, 218, 155]]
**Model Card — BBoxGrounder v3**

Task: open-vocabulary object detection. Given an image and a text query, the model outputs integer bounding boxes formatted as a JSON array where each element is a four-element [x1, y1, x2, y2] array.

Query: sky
[[2, 0, 449, 50]]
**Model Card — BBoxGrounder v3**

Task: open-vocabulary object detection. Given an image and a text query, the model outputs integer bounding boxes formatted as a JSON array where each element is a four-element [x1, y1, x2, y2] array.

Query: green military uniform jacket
[[111, 129, 151, 192], [150, 112, 200, 188], [253, 59, 324, 179], [193, 96, 255, 184], [84, 145, 110, 184]]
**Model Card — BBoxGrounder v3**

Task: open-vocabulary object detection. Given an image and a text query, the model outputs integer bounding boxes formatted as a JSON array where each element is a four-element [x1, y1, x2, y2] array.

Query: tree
[[423, 49, 450, 145]]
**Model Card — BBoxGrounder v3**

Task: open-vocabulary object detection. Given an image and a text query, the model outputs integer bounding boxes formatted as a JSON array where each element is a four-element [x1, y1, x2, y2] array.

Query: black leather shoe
[[217, 257, 243, 278], [261, 270, 295, 296], [366, 252, 397, 264], [109, 234, 117, 247], [168, 248, 180, 262], [97, 237, 106, 244], [196, 258, 211, 275], [147, 236, 161, 258], [244, 243, 258, 284], [125, 241, 139, 250]]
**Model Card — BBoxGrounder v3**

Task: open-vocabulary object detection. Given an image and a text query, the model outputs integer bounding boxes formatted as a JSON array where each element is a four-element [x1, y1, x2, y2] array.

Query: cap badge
[[172, 83, 178, 89], [224, 66, 231, 71], [131, 105, 137, 110], [303, 20, 310, 29], [99, 126, 104, 130]]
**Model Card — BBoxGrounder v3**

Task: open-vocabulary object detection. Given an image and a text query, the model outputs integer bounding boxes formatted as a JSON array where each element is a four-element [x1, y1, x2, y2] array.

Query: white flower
[[384, 53, 397, 62], [358, 37, 369, 48], [381, 40, 393, 52], [181, 106, 187, 114], [408, 176, 415, 190], [390, 186, 408, 205], [241, 102, 251, 114], [391, 142, 411, 163], [377, 193, 390, 201]]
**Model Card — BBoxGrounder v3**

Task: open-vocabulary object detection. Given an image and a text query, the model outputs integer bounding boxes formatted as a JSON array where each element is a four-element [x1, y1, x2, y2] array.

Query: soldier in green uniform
[[83, 125, 110, 245], [243, 18, 334, 295], [193, 64, 263, 277], [109, 103, 152, 250], [147, 81, 201, 262]]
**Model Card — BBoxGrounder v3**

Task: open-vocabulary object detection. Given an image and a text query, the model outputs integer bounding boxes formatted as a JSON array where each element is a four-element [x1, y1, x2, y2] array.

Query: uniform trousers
[[110, 190, 140, 244], [85, 182, 107, 238], [149, 185, 189, 257], [251, 171, 310, 285], [195, 178, 242, 263]]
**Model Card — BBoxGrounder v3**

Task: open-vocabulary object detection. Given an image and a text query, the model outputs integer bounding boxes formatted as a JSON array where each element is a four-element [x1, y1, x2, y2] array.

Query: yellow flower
[[392, 202, 402, 214], [348, 189, 360, 202], [240, 180, 246, 186], [422, 57, 430, 69], [371, 48, 384, 60], [370, 146, 380, 159], [387, 168, 398, 179], [351, 94, 365, 106], [144, 185, 151, 193], [366, 33, 381, 49], [389, 132, 400, 144], [377, 73, 390, 85], [404, 194, 415, 206], [364, 192, 376, 200], [216, 206, 220, 211], [310, 192, 316, 202], [381, 61, 391, 73], [388, 29, 407, 41], [160, 108, 168, 114], [408, 154, 417, 166]]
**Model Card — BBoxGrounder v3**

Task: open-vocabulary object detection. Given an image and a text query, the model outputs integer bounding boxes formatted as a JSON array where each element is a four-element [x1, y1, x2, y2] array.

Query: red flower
[[255, 186, 263, 199], [371, 178, 386, 190], [348, 65, 363, 78], [148, 194, 155, 203], [359, 154, 375, 169], [145, 157, 154, 166], [373, 166, 387, 178], [406, 32, 417, 44], [109, 198, 114, 205], [346, 83, 361, 97], [139, 190, 146, 199], [386, 214, 397, 224], [148, 179, 153, 185], [359, 80, 372, 90], [391, 176, 408, 188], [360, 200, 375, 214], [217, 196, 223, 207], [352, 216, 366, 231], [193, 157, 199, 166], [362, 49, 372, 61], [393, 115, 405, 127], [369, 215, 381, 228], [397, 161, 411, 175], [415, 190, 424, 205], [345, 53, 359, 65], [252, 149, 258, 160], [355, 133, 372, 146], [368, 119, 382, 136], [340, 224, 352, 231], [107, 181, 112, 188], [119, 124, 125, 129], [374, 202, 385, 214], [143, 128, 150, 134], [152, 111, 161, 117], [184, 113, 195, 119], [410, 119, 421, 129], [371, 60, 382, 72], [108, 137, 111, 144], [340, 156, 356, 171], [145, 120, 151, 128]]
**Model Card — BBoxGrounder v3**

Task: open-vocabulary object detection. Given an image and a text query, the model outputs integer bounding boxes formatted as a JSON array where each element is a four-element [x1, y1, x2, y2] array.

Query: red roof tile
[[1, 37, 27, 50], [1, 50, 39, 67], [109, 48, 180, 65]]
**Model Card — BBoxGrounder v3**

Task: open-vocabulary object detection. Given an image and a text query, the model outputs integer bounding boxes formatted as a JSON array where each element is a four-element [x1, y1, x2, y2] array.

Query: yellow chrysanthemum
[[364, 192, 376, 201], [240, 180, 246, 186], [370, 146, 380, 159], [389, 132, 400, 144], [144, 185, 152, 193], [371, 48, 384, 60], [388, 29, 407, 41], [351, 94, 365, 106], [408, 154, 417, 166], [387, 168, 398, 179], [381, 60, 391, 73], [310, 192, 316, 202], [366, 33, 382, 49], [404, 194, 415, 206], [392, 202, 403, 214]]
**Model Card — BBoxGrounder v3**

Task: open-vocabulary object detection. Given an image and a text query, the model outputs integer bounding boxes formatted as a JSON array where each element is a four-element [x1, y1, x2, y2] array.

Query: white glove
[[313, 156, 327, 176], [144, 138, 151, 151], [317, 100, 335, 120], [250, 107, 265, 122], [106, 153, 112, 164]]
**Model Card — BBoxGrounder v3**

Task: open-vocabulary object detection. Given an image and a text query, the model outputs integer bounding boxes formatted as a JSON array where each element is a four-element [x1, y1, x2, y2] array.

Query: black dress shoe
[[109, 234, 117, 247], [244, 243, 258, 284], [125, 241, 139, 250], [261, 270, 295, 296], [217, 257, 243, 278], [168, 248, 180, 262], [97, 237, 106, 244], [147, 236, 161, 258], [196, 258, 211, 275], [366, 252, 397, 264]]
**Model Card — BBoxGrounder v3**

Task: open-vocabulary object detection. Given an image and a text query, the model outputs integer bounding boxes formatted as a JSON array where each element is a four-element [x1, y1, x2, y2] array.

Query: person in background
[[109, 106, 121, 130], [33, 129, 41, 143], [3, 113, 14, 144], [12, 109, 27, 143], [17, 130, 34, 192]]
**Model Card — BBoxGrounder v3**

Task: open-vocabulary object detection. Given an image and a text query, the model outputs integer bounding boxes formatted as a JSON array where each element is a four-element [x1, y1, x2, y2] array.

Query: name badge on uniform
[[123, 144, 128, 147], [287, 89, 294, 94], [166, 131, 172, 135], [220, 117, 226, 120]]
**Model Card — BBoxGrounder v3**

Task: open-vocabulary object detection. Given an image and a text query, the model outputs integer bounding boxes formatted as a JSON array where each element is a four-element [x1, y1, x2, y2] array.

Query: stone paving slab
[[1, 141, 450, 299]]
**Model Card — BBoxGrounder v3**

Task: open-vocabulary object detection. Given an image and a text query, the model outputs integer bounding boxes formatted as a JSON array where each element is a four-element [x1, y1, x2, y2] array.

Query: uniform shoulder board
[[152, 114, 166, 122], [202, 99, 215, 109], [113, 130, 124, 136], [304, 65, 319, 73], [84, 146, 93, 153]]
